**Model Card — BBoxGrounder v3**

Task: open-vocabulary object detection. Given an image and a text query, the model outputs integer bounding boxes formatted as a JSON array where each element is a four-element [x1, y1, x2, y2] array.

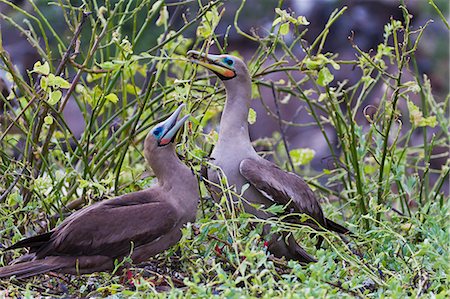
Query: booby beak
[[156, 104, 190, 146], [187, 50, 236, 80]]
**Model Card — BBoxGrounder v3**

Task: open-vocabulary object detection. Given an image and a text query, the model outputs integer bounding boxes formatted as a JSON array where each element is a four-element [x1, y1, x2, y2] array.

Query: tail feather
[[0, 255, 114, 278], [287, 234, 317, 264], [293, 245, 317, 264], [0, 258, 62, 279], [6, 231, 53, 251], [325, 218, 351, 235]]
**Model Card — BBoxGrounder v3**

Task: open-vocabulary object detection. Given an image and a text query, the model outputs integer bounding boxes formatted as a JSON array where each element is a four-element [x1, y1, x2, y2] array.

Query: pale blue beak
[[187, 50, 236, 80], [157, 104, 190, 146]]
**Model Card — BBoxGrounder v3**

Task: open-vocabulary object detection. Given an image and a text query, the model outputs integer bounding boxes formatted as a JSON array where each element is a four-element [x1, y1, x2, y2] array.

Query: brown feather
[[0, 108, 198, 278], [240, 158, 349, 234]]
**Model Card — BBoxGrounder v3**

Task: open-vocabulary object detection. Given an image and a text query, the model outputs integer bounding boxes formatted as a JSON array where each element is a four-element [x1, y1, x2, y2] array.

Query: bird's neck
[[149, 147, 194, 188], [151, 148, 198, 217], [218, 79, 252, 145]]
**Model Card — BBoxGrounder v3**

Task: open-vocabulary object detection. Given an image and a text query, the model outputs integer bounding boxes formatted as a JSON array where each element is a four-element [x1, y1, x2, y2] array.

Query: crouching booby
[[0, 104, 198, 278], [187, 50, 349, 263]]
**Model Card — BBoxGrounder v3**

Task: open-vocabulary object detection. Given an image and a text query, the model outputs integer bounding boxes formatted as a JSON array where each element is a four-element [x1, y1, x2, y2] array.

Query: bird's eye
[[153, 127, 163, 137], [223, 57, 233, 66]]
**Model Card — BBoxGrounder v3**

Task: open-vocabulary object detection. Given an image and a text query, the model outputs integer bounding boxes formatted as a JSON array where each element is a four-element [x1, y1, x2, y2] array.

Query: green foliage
[[289, 148, 316, 166], [247, 108, 256, 125], [0, 0, 449, 297]]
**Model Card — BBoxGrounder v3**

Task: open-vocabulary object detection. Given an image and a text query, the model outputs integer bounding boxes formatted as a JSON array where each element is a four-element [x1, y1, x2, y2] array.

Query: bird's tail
[[287, 234, 317, 264], [0, 257, 63, 279], [325, 218, 351, 235], [293, 244, 318, 264]]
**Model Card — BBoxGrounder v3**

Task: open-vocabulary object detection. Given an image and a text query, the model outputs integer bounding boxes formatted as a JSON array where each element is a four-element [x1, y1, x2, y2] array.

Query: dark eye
[[153, 127, 163, 137], [224, 57, 233, 66]]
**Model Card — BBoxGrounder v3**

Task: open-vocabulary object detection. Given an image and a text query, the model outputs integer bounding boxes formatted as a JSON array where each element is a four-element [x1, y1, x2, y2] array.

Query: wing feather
[[239, 158, 326, 226], [36, 189, 178, 258]]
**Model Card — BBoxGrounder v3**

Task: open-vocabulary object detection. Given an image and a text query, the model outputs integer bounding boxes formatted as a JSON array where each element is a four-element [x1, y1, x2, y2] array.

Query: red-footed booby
[[0, 104, 198, 279], [187, 51, 349, 263]]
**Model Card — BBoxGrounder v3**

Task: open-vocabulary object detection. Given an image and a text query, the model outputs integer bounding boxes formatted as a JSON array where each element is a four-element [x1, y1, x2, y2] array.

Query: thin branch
[[270, 81, 295, 173], [0, 169, 25, 203], [22, 11, 91, 204]]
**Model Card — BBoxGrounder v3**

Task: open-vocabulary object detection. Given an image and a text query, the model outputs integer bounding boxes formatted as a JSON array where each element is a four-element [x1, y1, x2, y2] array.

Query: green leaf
[[86, 73, 104, 83], [248, 108, 257, 125], [279, 22, 290, 35], [32, 61, 50, 75], [46, 74, 70, 89], [150, 0, 163, 14], [420, 116, 437, 127], [274, 8, 309, 29], [318, 93, 327, 102], [47, 90, 62, 105], [119, 38, 133, 55], [105, 93, 119, 104], [240, 183, 250, 195], [272, 17, 282, 26], [44, 115, 53, 125], [304, 58, 323, 70], [55, 76, 71, 89], [363, 158, 377, 175], [189, 115, 201, 126], [329, 59, 340, 70], [317, 67, 334, 86], [40, 77, 48, 90], [304, 54, 337, 71], [125, 84, 141, 95], [375, 44, 395, 62], [265, 204, 285, 214], [251, 83, 260, 99], [408, 100, 438, 127], [290, 148, 316, 166], [361, 75, 375, 87], [196, 7, 221, 38], [156, 5, 168, 27], [98, 61, 117, 70], [406, 100, 436, 127], [403, 81, 421, 94], [46, 74, 57, 87], [296, 16, 310, 25]]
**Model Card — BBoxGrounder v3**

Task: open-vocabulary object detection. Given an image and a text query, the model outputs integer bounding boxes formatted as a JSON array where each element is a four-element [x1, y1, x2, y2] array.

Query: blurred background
[[1, 0, 448, 172]]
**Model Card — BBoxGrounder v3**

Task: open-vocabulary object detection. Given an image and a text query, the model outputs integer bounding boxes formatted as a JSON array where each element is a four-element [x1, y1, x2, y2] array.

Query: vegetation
[[0, 0, 448, 297]]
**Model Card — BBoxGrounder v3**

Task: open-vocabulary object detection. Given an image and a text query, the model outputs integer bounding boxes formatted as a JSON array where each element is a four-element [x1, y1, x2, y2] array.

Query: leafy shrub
[[0, 0, 448, 297]]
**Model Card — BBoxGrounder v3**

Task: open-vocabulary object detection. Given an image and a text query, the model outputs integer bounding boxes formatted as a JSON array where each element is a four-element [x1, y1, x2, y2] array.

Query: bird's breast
[[207, 155, 274, 219]]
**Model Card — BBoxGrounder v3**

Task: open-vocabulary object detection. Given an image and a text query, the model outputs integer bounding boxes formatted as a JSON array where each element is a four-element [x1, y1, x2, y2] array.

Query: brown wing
[[239, 158, 326, 227], [7, 232, 53, 251], [35, 189, 178, 259]]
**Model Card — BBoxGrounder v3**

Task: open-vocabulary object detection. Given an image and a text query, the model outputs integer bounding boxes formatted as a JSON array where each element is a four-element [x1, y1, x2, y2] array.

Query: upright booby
[[0, 104, 198, 278], [187, 51, 349, 263]]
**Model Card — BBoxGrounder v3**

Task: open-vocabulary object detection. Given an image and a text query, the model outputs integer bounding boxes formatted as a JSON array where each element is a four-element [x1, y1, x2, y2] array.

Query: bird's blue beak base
[[157, 104, 190, 146], [187, 50, 236, 80]]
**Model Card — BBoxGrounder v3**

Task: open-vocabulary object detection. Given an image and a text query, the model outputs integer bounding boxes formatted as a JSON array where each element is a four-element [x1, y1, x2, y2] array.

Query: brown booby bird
[[0, 104, 198, 279], [187, 51, 349, 263]]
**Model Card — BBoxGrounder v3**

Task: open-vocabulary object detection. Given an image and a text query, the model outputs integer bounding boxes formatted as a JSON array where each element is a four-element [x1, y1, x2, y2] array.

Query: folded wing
[[240, 157, 347, 233]]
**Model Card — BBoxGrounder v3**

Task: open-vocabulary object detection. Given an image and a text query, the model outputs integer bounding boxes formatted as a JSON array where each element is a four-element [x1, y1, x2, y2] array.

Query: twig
[[140, 2, 183, 96], [22, 11, 91, 204], [68, 58, 110, 73], [0, 169, 25, 202], [270, 81, 295, 173], [54, 12, 92, 76]]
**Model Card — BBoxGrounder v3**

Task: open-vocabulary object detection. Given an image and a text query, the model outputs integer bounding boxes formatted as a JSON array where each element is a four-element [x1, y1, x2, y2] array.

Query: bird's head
[[145, 104, 189, 154], [187, 50, 250, 82]]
